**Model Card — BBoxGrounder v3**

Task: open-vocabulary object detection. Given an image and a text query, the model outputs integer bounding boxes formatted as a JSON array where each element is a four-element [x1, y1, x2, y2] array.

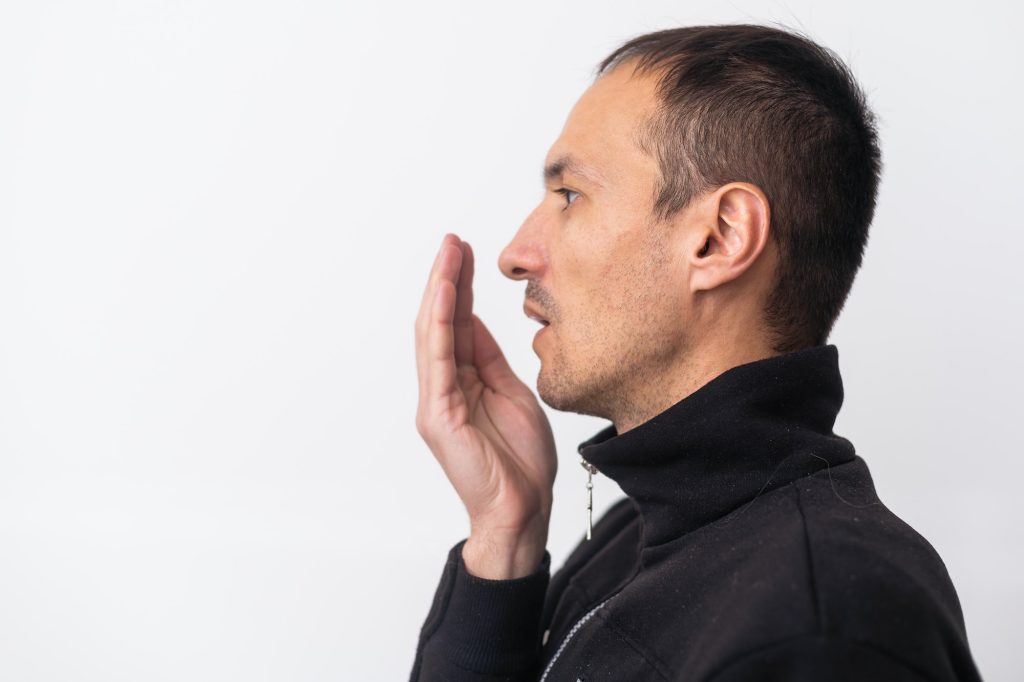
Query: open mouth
[[524, 302, 550, 327]]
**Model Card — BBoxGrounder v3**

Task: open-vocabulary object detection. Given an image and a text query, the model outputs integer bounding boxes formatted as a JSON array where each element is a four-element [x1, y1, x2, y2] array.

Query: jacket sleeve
[[700, 634, 935, 682], [409, 538, 551, 682]]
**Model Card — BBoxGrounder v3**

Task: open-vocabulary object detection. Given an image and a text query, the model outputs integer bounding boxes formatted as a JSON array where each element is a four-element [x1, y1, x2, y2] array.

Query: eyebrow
[[543, 155, 606, 188]]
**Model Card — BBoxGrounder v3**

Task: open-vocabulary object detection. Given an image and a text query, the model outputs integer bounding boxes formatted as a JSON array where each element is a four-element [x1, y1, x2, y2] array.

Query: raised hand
[[415, 233, 557, 579]]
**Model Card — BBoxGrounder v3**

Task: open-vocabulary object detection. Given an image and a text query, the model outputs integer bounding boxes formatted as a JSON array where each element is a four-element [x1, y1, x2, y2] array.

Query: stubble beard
[[535, 221, 681, 426], [535, 316, 666, 424], [536, 274, 683, 427], [536, 351, 614, 420]]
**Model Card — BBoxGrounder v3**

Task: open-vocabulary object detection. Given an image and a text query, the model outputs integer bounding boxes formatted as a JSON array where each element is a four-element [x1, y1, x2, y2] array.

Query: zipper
[[580, 456, 599, 541], [538, 593, 619, 682]]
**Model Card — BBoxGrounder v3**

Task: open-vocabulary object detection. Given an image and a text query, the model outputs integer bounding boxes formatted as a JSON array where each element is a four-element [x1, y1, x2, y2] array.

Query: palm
[[446, 355, 556, 531], [415, 234, 557, 536]]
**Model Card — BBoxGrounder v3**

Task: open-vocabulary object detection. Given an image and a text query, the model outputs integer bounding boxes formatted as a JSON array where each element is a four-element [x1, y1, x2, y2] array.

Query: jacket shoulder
[[789, 458, 979, 681], [795, 457, 968, 636], [625, 458, 979, 681]]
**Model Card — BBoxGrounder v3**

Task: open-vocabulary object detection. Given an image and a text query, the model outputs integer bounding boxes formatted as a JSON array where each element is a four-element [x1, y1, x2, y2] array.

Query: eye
[[553, 188, 580, 210]]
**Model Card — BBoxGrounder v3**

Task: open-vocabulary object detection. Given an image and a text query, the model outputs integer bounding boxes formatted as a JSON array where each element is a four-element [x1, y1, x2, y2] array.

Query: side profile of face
[[498, 60, 776, 431], [498, 61, 688, 426]]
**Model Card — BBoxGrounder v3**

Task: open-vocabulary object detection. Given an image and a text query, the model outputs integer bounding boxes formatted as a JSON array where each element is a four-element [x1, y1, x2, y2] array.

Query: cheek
[[612, 260, 672, 320], [564, 233, 665, 320]]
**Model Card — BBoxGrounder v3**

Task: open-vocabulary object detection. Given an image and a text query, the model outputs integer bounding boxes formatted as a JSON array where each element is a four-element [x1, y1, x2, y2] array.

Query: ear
[[687, 182, 771, 294]]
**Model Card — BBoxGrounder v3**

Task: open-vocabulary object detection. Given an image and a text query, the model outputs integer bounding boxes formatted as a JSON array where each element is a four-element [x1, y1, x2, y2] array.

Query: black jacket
[[409, 345, 983, 681]]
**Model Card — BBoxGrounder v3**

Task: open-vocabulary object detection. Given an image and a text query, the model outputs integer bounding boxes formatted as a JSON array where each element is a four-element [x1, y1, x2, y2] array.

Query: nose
[[498, 211, 547, 282]]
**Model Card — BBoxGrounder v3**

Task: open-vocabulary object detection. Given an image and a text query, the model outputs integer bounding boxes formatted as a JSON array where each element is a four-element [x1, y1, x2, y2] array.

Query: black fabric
[[408, 344, 983, 681]]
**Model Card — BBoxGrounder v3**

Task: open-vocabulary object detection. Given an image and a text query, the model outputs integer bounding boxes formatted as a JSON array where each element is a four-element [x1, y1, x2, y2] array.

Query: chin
[[536, 363, 608, 420]]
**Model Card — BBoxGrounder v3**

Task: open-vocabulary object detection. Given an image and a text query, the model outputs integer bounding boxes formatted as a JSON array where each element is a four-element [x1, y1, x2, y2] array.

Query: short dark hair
[[596, 24, 882, 353]]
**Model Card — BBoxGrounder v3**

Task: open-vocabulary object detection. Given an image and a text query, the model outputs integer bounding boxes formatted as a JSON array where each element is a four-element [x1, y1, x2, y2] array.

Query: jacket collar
[[577, 344, 856, 547]]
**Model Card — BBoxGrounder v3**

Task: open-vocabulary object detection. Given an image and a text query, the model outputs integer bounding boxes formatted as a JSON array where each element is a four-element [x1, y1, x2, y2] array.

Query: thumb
[[472, 314, 524, 394]]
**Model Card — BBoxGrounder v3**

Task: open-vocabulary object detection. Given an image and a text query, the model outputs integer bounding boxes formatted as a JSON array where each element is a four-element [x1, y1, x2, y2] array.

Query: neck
[[612, 336, 779, 434], [578, 343, 857, 548]]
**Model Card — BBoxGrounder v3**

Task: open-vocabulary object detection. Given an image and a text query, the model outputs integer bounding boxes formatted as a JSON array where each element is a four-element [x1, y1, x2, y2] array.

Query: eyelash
[[553, 188, 580, 210]]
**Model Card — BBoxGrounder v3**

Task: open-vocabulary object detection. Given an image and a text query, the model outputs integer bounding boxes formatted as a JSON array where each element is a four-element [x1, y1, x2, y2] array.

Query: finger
[[427, 245, 464, 404], [416, 234, 461, 396], [416, 233, 460, 341], [473, 314, 523, 395], [453, 240, 475, 368]]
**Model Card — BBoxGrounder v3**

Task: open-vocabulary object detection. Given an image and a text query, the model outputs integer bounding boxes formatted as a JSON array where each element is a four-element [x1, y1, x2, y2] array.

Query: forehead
[[545, 62, 661, 187]]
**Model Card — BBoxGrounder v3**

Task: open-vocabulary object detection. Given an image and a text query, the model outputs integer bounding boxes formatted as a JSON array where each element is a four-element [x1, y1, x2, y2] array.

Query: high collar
[[577, 344, 856, 548]]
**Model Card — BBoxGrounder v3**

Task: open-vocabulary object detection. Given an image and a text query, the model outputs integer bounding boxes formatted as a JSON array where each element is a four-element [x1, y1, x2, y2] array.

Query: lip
[[532, 322, 550, 347], [523, 301, 550, 327]]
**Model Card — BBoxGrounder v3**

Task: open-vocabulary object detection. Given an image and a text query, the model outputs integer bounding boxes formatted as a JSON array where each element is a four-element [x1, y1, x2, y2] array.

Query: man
[[409, 24, 982, 681]]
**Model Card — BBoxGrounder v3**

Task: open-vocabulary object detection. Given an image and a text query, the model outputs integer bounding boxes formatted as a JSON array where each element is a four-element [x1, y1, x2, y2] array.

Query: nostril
[[512, 267, 528, 275]]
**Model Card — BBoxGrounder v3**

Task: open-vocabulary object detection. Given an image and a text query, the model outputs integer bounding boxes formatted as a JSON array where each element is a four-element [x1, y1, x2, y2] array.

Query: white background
[[1, 1, 1020, 680]]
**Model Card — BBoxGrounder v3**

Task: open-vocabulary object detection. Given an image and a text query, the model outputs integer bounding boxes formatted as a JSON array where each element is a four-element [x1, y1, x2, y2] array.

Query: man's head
[[498, 24, 882, 429]]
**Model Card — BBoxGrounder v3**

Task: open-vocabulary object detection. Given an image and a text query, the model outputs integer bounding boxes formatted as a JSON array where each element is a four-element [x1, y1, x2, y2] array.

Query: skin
[[414, 58, 779, 579]]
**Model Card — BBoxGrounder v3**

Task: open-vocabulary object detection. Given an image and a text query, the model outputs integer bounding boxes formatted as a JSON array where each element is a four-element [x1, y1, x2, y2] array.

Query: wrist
[[462, 518, 549, 580]]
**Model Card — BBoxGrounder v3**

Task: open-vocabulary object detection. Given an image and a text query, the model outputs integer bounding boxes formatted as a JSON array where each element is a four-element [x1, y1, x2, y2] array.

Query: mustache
[[525, 281, 557, 321]]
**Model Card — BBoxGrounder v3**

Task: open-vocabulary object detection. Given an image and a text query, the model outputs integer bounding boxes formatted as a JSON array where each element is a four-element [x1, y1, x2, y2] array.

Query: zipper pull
[[580, 457, 598, 540]]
